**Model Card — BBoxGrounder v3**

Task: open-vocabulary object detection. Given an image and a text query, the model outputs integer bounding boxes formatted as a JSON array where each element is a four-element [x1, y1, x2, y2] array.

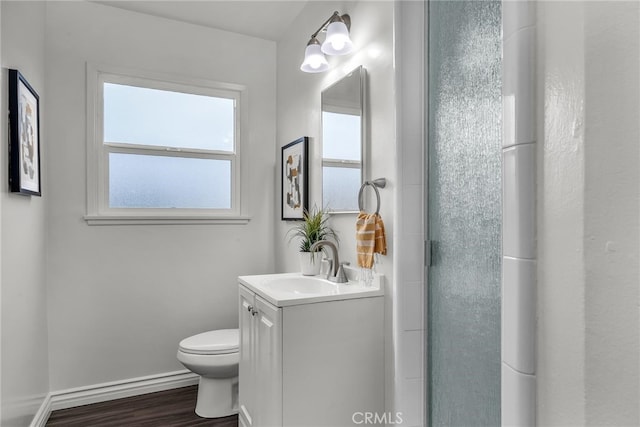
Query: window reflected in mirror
[[321, 66, 365, 212]]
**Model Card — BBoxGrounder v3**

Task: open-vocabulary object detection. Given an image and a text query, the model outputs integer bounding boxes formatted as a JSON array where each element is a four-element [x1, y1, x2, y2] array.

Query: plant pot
[[299, 251, 321, 276]]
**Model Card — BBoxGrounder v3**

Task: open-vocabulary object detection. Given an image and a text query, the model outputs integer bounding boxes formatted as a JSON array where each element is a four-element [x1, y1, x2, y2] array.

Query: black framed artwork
[[281, 137, 309, 220], [8, 69, 41, 196]]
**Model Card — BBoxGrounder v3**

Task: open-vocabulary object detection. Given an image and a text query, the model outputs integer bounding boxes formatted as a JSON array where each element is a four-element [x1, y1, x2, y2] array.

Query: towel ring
[[358, 178, 386, 215]]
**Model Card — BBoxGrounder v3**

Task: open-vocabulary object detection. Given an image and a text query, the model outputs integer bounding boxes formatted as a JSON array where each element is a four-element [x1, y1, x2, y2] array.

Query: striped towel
[[356, 211, 387, 269]]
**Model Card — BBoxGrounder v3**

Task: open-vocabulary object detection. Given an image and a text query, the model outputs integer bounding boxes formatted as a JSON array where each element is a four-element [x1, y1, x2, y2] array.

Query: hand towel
[[356, 211, 387, 269]]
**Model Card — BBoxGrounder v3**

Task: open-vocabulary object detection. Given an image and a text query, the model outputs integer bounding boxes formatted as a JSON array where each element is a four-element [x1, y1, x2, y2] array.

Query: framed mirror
[[321, 66, 366, 212]]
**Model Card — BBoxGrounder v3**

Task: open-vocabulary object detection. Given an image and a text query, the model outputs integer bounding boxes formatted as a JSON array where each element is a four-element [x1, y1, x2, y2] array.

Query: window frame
[[85, 63, 250, 225]]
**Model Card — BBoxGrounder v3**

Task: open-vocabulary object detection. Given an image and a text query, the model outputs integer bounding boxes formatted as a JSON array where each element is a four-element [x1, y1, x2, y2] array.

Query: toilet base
[[195, 375, 239, 418]]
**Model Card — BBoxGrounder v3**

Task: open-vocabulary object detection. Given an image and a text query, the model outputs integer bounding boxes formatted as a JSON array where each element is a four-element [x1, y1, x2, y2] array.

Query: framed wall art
[[281, 136, 309, 220], [8, 69, 41, 196]]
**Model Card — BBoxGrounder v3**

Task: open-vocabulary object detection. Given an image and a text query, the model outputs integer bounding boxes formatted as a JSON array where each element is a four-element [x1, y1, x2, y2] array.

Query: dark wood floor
[[46, 385, 238, 427]]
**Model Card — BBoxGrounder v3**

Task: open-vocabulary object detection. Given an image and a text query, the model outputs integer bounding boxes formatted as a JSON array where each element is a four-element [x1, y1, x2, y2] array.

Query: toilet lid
[[179, 329, 239, 355]]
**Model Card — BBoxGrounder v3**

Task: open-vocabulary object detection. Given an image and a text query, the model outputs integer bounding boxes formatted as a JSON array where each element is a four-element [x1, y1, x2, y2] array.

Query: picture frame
[[281, 136, 309, 220], [8, 69, 41, 196]]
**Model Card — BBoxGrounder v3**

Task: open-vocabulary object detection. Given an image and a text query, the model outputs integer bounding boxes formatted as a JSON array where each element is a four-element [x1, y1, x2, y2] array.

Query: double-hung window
[[86, 65, 248, 224]]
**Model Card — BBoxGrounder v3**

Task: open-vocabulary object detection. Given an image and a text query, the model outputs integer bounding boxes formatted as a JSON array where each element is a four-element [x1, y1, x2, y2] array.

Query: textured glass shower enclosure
[[427, 1, 502, 425]]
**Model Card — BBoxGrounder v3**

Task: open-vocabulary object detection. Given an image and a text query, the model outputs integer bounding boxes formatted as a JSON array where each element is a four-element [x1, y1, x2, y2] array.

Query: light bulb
[[331, 40, 345, 51]]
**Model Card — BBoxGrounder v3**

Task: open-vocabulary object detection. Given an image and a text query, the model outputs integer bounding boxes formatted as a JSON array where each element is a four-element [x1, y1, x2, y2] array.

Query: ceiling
[[95, 1, 308, 41]]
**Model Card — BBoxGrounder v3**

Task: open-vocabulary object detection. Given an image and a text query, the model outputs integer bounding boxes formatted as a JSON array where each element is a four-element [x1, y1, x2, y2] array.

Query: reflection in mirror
[[321, 66, 365, 212]]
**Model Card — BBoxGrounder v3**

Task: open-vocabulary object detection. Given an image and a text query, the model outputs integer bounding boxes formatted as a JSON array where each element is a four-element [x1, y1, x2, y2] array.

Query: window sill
[[84, 215, 251, 226]]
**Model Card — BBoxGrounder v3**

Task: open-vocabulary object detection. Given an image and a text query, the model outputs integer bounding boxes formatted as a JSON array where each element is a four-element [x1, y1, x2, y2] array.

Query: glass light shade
[[300, 42, 329, 73], [321, 21, 354, 55]]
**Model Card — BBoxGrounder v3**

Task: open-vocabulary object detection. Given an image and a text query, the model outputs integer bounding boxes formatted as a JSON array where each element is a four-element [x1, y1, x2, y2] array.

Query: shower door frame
[[424, 0, 503, 424], [393, 0, 538, 425]]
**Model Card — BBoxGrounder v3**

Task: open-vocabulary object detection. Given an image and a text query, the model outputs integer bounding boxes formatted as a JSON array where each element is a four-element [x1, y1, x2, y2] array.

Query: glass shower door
[[427, 1, 502, 425]]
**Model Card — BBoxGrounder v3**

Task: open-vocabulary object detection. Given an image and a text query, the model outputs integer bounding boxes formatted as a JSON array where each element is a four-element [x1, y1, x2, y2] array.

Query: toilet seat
[[179, 329, 239, 355]]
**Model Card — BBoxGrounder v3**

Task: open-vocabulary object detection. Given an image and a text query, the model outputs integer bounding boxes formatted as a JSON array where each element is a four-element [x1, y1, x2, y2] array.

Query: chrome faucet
[[310, 240, 349, 283]]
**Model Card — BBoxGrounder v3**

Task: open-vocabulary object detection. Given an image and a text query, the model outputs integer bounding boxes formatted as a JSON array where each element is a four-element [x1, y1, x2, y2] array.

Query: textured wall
[[537, 1, 640, 425], [583, 2, 639, 425]]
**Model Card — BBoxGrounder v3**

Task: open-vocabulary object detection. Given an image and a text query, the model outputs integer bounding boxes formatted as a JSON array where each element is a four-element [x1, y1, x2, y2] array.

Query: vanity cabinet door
[[254, 295, 282, 427], [239, 285, 256, 427], [239, 286, 283, 427]]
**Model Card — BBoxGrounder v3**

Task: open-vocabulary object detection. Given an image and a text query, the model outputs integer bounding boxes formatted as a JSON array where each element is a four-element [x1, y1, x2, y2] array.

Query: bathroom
[[1, 1, 638, 426]]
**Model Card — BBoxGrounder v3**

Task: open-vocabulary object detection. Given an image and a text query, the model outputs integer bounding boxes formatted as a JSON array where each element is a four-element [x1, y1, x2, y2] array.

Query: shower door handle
[[425, 240, 435, 267]]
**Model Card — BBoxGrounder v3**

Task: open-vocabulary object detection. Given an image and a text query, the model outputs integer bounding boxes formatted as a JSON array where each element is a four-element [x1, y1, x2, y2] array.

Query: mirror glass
[[321, 66, 365, 212]]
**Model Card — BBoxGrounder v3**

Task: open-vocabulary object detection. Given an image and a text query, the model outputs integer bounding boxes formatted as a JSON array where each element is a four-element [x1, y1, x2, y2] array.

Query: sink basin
[[265, 276, 338, 295]]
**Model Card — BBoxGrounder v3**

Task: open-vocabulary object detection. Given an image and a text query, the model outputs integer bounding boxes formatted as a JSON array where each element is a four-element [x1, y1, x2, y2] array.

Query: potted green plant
[[287, 207, 338, 275]]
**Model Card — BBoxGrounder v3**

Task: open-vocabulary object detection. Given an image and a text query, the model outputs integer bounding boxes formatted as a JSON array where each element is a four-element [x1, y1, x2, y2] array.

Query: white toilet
[[177, 329, 239, 418]]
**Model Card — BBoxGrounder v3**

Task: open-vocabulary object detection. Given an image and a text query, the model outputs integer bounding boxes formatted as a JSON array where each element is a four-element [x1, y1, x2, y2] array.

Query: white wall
[[537, 1, 639, 425], [583, 2, 639, 425], [44, 1, 276, 391], [274, 0, 394, 272], [0, 2, 50, 425], [274, 0, 400, 418]]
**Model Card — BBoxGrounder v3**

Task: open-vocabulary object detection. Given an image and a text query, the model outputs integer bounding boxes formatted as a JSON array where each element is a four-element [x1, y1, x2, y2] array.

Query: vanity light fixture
[[300, 11, 354, 73]]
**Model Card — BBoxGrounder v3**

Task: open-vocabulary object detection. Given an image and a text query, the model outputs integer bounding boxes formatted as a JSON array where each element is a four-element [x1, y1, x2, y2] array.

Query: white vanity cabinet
[[238, 273, 384, 427], [239, 284, 282, 427]]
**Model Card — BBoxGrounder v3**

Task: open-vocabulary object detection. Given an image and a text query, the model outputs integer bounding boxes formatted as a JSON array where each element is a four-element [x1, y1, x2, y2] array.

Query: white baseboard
[[30, 370, 198, 427], [29, 394, 52, 427]]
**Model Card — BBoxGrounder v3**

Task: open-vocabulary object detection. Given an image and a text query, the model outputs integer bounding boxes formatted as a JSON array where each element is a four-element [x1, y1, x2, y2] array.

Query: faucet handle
[[334, 262, 349, 283]]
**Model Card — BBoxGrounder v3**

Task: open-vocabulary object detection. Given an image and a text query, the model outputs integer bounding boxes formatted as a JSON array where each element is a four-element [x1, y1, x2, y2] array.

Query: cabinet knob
[[247, 305, 258, 316]]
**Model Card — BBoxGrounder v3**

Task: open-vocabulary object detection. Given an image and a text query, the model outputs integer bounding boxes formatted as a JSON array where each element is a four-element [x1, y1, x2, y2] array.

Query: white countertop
[[238, 269, 384, 307]]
